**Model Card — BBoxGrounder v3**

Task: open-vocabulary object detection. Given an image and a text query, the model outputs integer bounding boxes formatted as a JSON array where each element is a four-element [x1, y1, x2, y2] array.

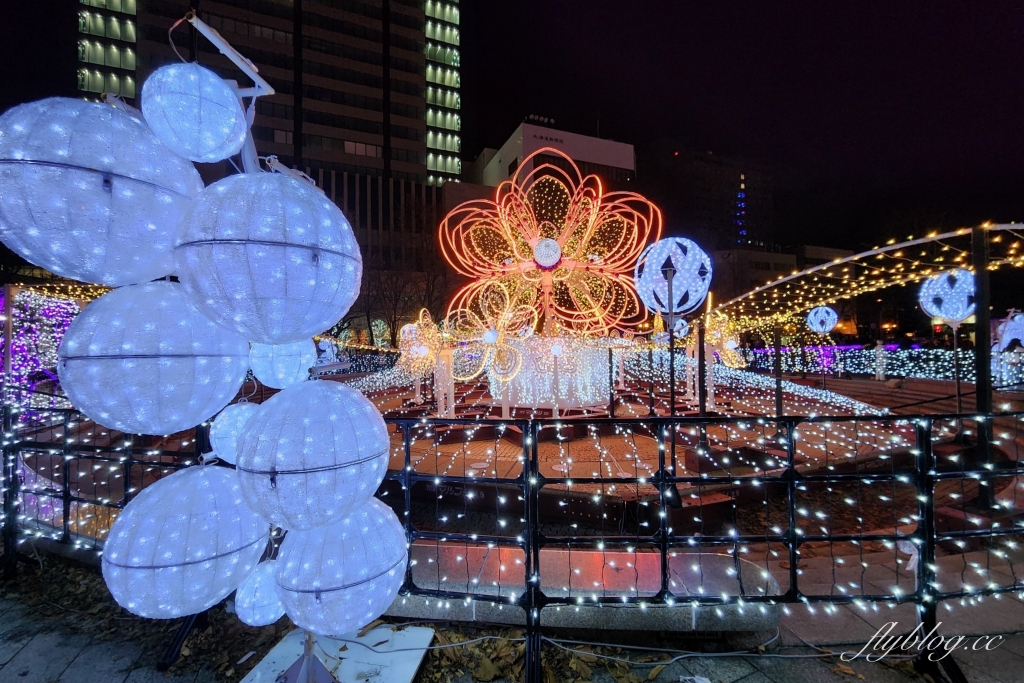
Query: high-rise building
[[637, 142, 773, 249], [77, 0, 139, 102]]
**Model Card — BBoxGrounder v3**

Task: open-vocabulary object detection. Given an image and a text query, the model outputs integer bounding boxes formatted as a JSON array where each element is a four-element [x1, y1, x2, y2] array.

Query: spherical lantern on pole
[[57, 282, 250, 435], [101, 464, 267, 619], [235, 380, 390, 530], [174, 172, 363, 344], [919, 268, 976, 413], [0, 98, 203, 286], [806, 306, 838, 334], [209, 402, 259, 465], [276, 498, 407, 636], [141, 63, 249, 163], [634, 238, 713, 317], [249, 339, 317, 389], [235, 560, 285, 627], [805, 306, 839, 389]]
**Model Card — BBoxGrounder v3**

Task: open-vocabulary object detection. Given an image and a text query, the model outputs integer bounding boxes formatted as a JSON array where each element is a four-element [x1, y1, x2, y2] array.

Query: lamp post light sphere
[[209, 402, 259, 465], [806, 306, 839, 334], [57, 282, 250, 435], [101, 465, 267, 619], [0, 98, 203, 286], [235, 560, 285, 627], [276, 498, 407, 636], [141, 63, 249, 163], [634, 238, 713, 316], [919, 268, 976, 325], [235, 380, 389, 530], [249, 339, 317, 389], [174, 172, 362, 344]]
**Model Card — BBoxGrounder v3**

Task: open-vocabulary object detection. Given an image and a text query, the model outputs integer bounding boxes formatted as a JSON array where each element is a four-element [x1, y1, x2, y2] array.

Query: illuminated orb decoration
[[57, 282, 249, 435], [502, 336, 609, 409], [0, 98, 203, 286], [997, 314, 1024, 352], [446, 280, 538, 383], [806, 306, 839, 334], [209, 402, 259, 465], [673, 318, 690, 339], [101, 464, 267, 619], [397, 309, 442, 379], [235, 560, 285, 627], [704, 313, 746, 369], [141, 63, 248, 163], [235, 380, 389, 530], [440, 147, 661, 335], [276, 497, 407, 636], [250, 339, 317, 389], [919, 268, 975, 325], [634, 238, 712, 316], [175, 172, 362, 344]]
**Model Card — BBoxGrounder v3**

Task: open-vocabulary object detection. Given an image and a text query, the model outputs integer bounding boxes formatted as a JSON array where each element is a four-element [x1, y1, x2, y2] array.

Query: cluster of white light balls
[[0, 61, 406, 635]]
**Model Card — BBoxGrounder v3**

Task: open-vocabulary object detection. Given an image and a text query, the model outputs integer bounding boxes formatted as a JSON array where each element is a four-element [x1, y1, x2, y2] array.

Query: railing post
[[773, 325, 783, 418], [655, 421, 670, 598], [521, 421, 543, 683], [61, 414, 71, 543], [971, 226, 994, 509], [782, 418, 800, 600], [2, 403, 18, 580]]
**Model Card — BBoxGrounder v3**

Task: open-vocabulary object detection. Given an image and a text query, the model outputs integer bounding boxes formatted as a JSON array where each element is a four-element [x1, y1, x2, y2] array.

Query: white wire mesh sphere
[[250, 340, 317, 389], [174, 172, 362, 344], [918, 268, 975, 324], [57, 281, 249, 435], [0, 98, 203, 286], [236, 380, 389, 530], [634, 238, 713, 315], [102, 464, 267, 619], [235, 560, 285, 627], [806, 306, 839, 334], [142, 63, 248, 163], [209, 402, 259, 465], [276, 498, 407, 636]]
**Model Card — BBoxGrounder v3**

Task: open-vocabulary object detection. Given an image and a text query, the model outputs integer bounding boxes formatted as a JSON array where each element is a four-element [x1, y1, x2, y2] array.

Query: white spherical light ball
[[142, 63, 248, 163], [0, 98, 203, 286], [806, 306, 839, 334], [209, 402, 259, 465], [102, 465, 267, 619], [634, 238, 713, 316], [57, 281, 249, 435], [175, 172, 362, 344], [250, 340, 317, 389], [276, 498, 406, 636], [236, 380, 389, 530], [235, 560, 285, 627], [533, 237, 562, 269]]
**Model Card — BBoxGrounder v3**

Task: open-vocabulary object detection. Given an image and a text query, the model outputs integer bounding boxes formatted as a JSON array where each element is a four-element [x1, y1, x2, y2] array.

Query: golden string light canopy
[[714, 224, 1024, 333]]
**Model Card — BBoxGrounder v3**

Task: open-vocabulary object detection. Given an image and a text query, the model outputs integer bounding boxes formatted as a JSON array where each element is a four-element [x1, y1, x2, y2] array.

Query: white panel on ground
[[240, 626, 434, 683]]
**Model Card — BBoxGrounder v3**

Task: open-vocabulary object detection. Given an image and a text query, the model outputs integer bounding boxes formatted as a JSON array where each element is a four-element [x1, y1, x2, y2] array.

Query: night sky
[[461, 1, 1024, 248]]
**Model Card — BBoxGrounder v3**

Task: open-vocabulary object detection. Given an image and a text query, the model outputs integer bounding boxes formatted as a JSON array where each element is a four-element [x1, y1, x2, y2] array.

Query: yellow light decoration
[[440, 147, 661, 336], [445, 279, 538, 383], [396, 309, 442, 379], [714, 224, 1024, 333], [702, 312, 746, 369]]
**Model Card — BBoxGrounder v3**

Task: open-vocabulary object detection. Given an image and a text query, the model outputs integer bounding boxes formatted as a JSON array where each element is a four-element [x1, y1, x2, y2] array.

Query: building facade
[[466, 120, 636, 189]]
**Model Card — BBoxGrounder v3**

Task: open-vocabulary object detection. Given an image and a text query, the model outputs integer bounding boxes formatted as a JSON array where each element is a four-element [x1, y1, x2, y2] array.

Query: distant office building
[[797, 244, 855, 269], [637, 142, 773, 248], [466, 119, 636, 189], [712, 249, 796, 304], [75, 1, 461, 186]]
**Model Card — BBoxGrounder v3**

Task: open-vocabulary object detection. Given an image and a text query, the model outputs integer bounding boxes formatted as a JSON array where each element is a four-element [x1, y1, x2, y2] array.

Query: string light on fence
[[0, 98, 203, 286]]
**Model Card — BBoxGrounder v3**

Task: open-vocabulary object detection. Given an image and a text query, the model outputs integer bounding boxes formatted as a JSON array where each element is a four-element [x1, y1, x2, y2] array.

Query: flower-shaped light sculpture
[[397, 309, 443, 379], [446, 280, 538, 383], [440, 148, 661, 335]]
